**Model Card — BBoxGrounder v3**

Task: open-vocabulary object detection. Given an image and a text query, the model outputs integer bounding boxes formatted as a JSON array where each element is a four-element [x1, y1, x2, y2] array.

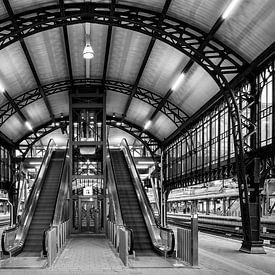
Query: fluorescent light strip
[[29, 162, 41, 165], [25, 121, 33, 131], [171, 73, 185, 91], [136, 165, 150, 169], [0, 83, 5, 93], [138, 161, 155, 165], [144, 120, 152, 130], [222, 0, 240, 20]]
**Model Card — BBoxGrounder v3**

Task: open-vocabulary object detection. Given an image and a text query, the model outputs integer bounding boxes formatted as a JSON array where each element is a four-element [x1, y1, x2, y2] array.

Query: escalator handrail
[[2, 139, 56, 255], [120, 138, 175, 255], [107, 141, 133, 254], [124, 226, 134, 255], [52, 140, 69, 226], [15, 162, 25, 218], [43, 140, 69, 256], [107, 150, 124, 226]]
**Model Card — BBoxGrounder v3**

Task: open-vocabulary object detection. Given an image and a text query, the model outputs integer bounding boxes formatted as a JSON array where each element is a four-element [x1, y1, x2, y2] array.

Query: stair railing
[[15, 162, 25, 219], [43, 140, 70, 260], [120, 138, 175, 256], [52, 140, 70, 226], [107, 144, 134, 255], [1, 139, 57, 256]]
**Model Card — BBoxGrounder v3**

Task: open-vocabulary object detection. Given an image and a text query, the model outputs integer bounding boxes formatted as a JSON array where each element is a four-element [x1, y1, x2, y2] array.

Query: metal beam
[[3, 0, 55, 122], [16, 115, 161, 159], [17, 117, 68, 158], [0, 130, 15, 149], [0, 79, 186, 128], [164, 42, 275, 146], [123, 0, 174, 117], [102, 0, 116, 85], [150, 14, 226, 122], [106, 116, 161, 157], [0, 4, 245, 87], [1, 89, 26, 122], [60, 0, 74, 89]]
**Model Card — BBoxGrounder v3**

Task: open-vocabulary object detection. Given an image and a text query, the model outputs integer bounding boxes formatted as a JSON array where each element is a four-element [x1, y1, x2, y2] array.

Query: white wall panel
[[25, 28, 68, 85], [172, 64, 219, 115], [0, 114, 28, 142], [108, 27, 151, 84], [217, 0, 275, 62], [168, 0, 226, 33], [150, 112, 177, 140], [140, 40, 189, 97], [0, 42, 36, 99], [68, 24, 85, 79], [106, 91, 129, 117]]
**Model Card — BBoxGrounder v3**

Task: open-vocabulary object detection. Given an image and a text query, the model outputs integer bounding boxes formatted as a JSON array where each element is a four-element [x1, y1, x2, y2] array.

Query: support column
[[240, 158, 265, 254]]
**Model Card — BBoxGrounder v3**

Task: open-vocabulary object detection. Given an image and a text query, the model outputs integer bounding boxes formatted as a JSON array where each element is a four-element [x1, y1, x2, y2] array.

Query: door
[[79, 199, 99, 232]]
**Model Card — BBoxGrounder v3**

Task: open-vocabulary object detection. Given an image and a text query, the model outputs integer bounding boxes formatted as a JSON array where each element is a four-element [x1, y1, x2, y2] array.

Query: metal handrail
[[120, 138, 175, 256], [43, 140, 69, 256], [124, 226, 134, 255], [52, 140, 69, 226], [107, 141, 133, 254], [1, 139, 56, 256], [15, 162, 25, 219], [107, 150, 123, 226]]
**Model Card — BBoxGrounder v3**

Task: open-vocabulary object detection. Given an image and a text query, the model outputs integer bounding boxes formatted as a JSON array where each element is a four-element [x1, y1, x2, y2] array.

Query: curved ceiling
[[0, 0, 274, 147]]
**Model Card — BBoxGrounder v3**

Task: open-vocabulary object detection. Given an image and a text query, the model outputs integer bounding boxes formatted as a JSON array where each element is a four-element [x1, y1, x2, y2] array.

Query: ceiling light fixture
[[144, 120, 152, 130], [83, 26, 94, 59], [25, 121, 33, 131], [171, 73, 185, 91], [83, 43, 95, 59], [222, 0, 240, 20]]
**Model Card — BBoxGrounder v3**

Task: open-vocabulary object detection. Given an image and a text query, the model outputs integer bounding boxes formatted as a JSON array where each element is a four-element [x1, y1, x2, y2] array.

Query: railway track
[[167, 214, 275, 245]]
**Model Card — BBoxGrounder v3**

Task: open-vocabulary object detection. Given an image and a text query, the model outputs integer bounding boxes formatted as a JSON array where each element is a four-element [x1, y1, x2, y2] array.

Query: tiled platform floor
[[1, 232, 275, 274]]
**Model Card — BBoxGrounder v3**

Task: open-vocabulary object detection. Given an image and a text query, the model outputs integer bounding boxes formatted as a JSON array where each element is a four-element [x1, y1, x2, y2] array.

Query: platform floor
[[1, 231, 275, 274]]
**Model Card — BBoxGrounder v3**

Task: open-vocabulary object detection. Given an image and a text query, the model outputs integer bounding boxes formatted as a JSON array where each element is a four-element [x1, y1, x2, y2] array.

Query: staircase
[[110, 150, 154, 256], [20, 150, 65, 256]]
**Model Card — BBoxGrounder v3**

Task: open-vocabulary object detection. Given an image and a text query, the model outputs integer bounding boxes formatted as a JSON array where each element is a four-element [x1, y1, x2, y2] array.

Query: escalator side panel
[[20, 151, 66, 256], [110, 150, 154, 255]]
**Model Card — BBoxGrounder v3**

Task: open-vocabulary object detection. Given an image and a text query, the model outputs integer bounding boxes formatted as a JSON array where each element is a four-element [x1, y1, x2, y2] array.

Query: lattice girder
[[17, 115, 161, 160], [107, 116, 161, 158], [0, 3, 245, 83], [0, 79, 186, 127]]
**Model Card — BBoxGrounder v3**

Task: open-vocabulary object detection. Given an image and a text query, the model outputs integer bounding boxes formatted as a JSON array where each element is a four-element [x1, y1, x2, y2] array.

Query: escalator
[[20, 150, 66, 256], [109, 149, 154, 255], [1, 139, 69, 258]]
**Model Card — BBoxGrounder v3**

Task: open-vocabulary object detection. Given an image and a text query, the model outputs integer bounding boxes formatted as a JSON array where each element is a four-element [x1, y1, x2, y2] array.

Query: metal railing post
[[191, 214, 198, 266]]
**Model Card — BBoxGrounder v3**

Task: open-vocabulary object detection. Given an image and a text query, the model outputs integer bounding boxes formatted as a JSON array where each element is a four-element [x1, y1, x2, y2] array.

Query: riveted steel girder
[[16, 115, 161, 160], [0, 79, 186, 127], [107, 115, 161, 156], [0, 3, 245, 81]]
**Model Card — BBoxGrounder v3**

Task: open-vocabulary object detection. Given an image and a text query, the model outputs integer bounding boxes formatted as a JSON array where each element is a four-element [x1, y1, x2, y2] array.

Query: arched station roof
[[0, 0, 274, 148]]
